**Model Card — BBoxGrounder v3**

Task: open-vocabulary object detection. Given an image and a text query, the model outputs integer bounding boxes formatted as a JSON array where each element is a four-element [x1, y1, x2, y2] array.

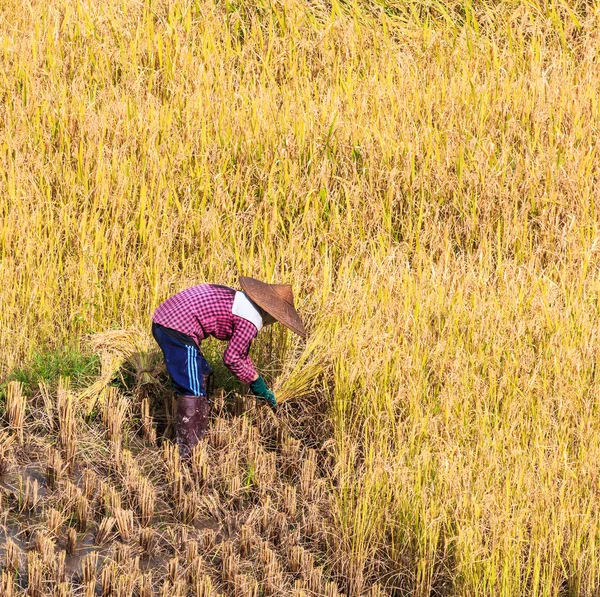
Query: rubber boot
[[176, 394, 210, 460]]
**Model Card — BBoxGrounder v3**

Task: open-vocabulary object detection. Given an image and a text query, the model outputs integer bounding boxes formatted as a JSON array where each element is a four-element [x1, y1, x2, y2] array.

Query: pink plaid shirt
[[152, 284, 259, 384]]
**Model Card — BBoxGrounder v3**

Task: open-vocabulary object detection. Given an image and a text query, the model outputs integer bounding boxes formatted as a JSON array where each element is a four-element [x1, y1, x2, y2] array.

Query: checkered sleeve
[[223, 317, 259, 384]]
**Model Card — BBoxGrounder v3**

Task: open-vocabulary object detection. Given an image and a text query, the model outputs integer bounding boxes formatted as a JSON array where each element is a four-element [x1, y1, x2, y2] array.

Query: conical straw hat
[[239, 276, 306, 338]]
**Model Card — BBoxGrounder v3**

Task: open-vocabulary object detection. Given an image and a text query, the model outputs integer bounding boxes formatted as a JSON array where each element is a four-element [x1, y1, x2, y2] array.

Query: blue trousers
[[152, 323, 212, 396]]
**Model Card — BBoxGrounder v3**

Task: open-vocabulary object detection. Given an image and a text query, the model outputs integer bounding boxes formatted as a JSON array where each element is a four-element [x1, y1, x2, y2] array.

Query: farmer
[[152, 277, 306, 458]]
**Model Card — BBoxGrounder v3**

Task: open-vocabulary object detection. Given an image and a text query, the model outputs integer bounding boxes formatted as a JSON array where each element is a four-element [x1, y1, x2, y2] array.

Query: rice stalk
[[272, 330, 326, 403], [5, 381, 25, 443]]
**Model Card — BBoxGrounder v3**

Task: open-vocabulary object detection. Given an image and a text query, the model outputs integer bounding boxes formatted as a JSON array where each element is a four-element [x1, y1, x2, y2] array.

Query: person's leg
[[152, 323, 196, 395], [152, 323, 211, 458]]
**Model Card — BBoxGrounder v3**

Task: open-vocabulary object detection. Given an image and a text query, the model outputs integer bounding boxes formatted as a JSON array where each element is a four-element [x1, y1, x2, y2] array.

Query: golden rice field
[[2, 0, 600, 594]]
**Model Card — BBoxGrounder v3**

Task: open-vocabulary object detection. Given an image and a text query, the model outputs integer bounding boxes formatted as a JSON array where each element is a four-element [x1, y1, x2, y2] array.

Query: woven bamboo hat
[[239, 276, 306, 338]]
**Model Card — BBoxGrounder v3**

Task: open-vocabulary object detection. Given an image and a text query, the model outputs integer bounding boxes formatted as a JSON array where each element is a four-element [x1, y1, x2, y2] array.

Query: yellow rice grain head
[[271, 331, 325, 403], [95, 516, 116, 545], [6, 381, 25, 444], [80, 329, 153, 412]]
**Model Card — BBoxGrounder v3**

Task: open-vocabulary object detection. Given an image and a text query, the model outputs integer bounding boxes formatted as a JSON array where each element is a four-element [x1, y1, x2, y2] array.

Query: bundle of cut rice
[[79, 329, 160, 413], [272, 329, 326, 404]]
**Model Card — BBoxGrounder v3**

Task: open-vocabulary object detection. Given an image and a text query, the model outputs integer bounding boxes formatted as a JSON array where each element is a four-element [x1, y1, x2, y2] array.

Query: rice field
[[2, 0, 600, 594]]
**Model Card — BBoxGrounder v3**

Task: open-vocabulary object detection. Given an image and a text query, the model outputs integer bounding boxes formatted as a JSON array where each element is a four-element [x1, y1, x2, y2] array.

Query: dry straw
[[5, 381, 25, 443], [0, 432, 15, 477], [79, 329, 157, 411], [57, 378, 77, 470], [3, 0, 600, 594]]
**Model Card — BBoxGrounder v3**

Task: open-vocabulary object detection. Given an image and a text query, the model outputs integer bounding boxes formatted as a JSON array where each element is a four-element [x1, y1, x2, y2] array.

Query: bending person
[[152, 277, 306, 458]]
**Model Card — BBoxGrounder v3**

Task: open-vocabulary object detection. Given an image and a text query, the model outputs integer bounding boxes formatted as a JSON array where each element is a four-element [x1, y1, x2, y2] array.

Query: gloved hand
[[249, 375, 276, 409]]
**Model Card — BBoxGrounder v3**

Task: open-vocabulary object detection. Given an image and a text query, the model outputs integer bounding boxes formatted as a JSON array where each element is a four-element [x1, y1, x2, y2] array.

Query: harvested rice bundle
[[271, 330, 325, 403]]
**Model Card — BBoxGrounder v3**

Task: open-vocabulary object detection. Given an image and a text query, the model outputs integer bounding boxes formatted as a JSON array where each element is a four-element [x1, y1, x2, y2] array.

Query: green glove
[[249, 375, 276, 408]]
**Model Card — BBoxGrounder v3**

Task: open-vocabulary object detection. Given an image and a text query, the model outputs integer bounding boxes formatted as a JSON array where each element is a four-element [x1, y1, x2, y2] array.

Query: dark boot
[[176, 395, 210, 460]]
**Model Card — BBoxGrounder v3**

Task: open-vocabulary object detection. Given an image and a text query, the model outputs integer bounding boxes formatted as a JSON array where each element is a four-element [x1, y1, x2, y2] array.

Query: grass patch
[[2, 347, 100, 397]]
